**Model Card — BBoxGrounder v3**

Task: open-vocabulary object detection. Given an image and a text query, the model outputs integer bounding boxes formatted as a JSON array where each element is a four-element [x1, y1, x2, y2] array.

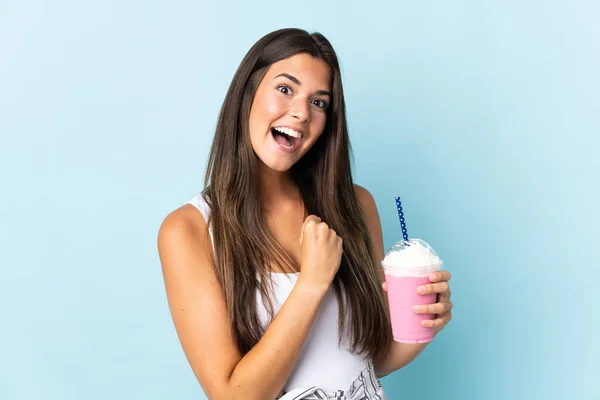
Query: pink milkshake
[[382, 238, 443, 343]]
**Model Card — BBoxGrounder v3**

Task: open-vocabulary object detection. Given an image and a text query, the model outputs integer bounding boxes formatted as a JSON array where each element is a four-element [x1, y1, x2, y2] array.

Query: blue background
[[1, 0, 598, 399]]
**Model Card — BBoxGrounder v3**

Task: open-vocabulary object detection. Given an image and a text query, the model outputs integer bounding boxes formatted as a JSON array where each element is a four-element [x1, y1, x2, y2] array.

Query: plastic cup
[[382, 238, 443, 343]]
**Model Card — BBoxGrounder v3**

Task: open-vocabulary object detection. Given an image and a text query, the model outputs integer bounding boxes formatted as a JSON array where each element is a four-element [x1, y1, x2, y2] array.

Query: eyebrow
[[274, 73, 331, 97]]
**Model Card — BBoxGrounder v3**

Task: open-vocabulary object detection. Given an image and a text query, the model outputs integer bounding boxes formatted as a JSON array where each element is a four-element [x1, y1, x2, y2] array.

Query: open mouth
[[271, 127, 301, 149]]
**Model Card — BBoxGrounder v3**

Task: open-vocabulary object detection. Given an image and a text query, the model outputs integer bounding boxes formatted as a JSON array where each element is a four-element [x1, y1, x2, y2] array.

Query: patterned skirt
[[276, 362, 387, 400]]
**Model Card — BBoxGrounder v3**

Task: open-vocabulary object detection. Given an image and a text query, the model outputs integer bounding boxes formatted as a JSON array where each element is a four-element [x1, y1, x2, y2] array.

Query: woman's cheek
[[311, 115, 327, 136], [264, 95, 287, 116]]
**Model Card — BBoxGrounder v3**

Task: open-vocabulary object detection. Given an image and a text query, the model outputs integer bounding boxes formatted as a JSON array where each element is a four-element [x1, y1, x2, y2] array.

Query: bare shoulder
[[157, 204, 211, 256], [353, 183, 378, 216], [353, 184, 385, 271]]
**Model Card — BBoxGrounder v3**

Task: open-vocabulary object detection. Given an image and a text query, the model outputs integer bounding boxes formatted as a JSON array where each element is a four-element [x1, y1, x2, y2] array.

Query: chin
[[257, 154, 297, 172], [266, 160, 295, 172]]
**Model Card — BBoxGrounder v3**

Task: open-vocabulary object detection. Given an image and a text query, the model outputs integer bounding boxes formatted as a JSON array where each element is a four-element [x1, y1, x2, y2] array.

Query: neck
[[257, 163, 301, 209]]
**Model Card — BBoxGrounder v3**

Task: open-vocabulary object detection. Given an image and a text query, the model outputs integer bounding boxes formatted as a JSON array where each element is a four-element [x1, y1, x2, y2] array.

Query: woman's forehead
[[266, 54, 332, 89]]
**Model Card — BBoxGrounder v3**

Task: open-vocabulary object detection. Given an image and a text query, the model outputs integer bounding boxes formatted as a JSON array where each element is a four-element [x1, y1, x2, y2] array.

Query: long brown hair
[[203, 28, 391, 364]]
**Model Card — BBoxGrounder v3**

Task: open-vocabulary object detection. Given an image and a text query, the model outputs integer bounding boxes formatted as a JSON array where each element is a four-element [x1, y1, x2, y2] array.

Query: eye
[[277, 85, 292, 95], [312, 99, 327, 109]]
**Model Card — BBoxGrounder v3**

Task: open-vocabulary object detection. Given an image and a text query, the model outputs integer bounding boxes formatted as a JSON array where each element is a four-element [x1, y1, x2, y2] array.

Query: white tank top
[[184, 193, 369, 392]]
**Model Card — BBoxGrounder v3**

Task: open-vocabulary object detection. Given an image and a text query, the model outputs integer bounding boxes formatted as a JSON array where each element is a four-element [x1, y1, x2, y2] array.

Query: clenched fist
[[298, 215, 343, 290]]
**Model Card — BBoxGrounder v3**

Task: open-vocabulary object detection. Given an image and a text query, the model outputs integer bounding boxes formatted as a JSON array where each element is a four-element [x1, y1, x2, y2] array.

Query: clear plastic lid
[[381, 238, 443, 277]]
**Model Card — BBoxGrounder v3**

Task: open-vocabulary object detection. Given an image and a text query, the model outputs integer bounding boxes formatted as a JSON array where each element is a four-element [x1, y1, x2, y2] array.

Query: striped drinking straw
[[395, 196, 409, 243]]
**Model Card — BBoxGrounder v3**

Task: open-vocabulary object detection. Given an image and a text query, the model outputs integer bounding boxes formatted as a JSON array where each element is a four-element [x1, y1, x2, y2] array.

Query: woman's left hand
[[413, 270, 453, 336]]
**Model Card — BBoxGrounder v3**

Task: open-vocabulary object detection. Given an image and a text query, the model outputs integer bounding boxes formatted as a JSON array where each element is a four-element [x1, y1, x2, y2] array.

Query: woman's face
[[248, 53, 332, 173]]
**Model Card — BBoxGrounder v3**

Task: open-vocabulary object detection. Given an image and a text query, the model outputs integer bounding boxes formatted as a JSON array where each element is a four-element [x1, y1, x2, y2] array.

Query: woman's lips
[[270, 130, 302, 153]]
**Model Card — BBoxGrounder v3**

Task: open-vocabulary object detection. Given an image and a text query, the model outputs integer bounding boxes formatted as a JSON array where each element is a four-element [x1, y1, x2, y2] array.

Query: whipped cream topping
[[381, 239, 442, 277]]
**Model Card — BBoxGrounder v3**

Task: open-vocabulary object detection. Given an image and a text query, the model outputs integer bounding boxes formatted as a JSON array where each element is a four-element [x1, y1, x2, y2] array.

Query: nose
[[290, 99, 310, 122]]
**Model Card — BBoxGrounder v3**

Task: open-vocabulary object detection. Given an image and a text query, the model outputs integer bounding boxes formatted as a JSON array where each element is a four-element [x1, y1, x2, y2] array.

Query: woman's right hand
[[298, 215, 343, 290]]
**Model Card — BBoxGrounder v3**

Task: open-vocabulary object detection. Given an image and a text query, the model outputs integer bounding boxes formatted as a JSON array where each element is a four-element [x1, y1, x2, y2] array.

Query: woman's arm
[[157, 206, 328, 400]]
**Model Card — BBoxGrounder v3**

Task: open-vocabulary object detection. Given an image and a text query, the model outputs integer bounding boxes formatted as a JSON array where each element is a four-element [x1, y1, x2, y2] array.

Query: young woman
[[157, 28, 453, 400]]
